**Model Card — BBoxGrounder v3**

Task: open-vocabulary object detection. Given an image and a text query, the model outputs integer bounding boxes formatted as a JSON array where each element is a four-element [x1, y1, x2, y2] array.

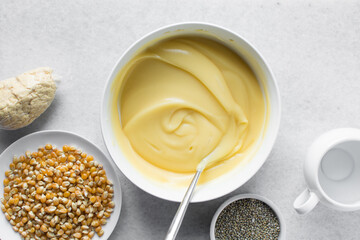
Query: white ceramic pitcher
[[294, 128, 360, 214]]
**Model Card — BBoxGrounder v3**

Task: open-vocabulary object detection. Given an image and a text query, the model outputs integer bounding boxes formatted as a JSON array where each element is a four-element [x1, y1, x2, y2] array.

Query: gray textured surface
[[1, 1, 360, 239]]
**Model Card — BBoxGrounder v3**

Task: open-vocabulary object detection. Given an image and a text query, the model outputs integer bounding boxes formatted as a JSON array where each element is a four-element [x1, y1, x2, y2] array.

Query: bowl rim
[[100, 21, 281, 202], [210, 193, 286, 240]]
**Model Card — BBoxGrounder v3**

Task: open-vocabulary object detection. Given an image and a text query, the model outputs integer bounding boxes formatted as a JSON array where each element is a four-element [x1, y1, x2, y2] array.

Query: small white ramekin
[[210, 194, 286, 240], [101, 22, 281, 202]]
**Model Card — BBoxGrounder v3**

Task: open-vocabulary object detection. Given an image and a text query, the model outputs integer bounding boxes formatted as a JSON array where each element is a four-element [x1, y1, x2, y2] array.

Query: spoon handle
[[165, 170, 203, 240]]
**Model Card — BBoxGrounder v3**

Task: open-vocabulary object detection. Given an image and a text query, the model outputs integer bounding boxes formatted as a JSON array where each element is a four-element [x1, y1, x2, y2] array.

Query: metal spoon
[[164, 169, 203, 240]]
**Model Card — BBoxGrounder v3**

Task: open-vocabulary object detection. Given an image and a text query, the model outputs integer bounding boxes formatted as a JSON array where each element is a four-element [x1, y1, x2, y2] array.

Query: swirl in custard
[[112, 35, 266, 180]]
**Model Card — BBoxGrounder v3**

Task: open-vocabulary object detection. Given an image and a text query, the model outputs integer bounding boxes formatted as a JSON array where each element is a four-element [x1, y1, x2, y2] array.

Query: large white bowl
[[101, 22, 281, 202]]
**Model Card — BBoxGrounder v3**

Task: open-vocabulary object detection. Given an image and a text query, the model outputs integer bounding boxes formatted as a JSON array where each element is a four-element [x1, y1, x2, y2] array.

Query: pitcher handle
[[294, 188, 319, 214]]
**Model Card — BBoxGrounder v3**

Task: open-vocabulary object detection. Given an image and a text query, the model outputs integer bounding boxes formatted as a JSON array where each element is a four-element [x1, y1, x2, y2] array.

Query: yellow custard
[[111, 35, 268, 185]]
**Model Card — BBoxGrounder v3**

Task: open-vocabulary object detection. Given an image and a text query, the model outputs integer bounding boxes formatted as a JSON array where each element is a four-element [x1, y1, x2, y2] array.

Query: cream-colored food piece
[[111, 35, 268, 185], [0, 67, 56, 130]]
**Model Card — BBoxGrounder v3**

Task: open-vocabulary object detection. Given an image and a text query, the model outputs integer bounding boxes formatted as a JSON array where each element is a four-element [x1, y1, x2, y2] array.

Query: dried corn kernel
[[36, 174, 43, 181], [81, 172, 89, 180], [45, 144, 52, 150], [68, 155, 76, 162]]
